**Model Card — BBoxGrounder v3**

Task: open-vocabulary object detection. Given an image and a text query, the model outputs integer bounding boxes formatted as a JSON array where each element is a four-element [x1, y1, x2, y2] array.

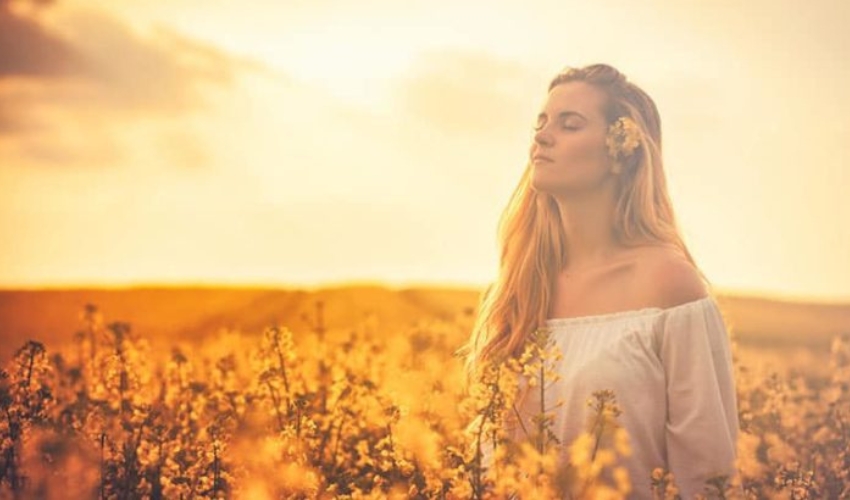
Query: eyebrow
[[537, 110, 587, 122]]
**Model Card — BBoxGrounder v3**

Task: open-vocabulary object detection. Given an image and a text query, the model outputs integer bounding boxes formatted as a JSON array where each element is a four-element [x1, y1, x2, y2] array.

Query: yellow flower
[[613, 466, 632, 496], [613, 427, 632, 457], [651, 467, 665, 482], [569, 432, 594, 468], [606, 116, 641, 161]]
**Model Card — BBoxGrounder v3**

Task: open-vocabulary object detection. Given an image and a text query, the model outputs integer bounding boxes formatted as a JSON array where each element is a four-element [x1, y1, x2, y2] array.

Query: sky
[[0, 0, 848, 302]]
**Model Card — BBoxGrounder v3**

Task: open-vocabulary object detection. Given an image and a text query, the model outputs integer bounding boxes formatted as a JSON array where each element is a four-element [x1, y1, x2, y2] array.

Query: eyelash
[[533, 123, 579, 132]]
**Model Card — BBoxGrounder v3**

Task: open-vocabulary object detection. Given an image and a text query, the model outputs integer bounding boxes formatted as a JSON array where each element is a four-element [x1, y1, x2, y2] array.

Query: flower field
[[1, 299, 848, 499]]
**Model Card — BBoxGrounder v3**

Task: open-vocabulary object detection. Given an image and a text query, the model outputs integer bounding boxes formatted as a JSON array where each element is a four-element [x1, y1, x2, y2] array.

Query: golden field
[[0, 286, 848, 499]]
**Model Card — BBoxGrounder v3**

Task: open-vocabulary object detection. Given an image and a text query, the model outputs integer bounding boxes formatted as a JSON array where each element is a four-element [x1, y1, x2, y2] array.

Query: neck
[[554, 186, 622, 273]]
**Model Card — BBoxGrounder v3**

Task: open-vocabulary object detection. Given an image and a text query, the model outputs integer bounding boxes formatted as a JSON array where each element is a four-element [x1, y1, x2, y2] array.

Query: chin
[[530, 170, 545, 190], [530, 173, 556, 194], [532, 168, 570, 189]]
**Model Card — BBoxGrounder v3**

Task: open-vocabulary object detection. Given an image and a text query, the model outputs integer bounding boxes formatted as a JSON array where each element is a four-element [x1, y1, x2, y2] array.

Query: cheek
[[560, 134, 606, 166]]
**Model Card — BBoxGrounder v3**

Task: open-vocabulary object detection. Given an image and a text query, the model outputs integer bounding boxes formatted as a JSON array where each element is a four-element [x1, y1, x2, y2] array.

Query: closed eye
[[534, 110, 588, 132]]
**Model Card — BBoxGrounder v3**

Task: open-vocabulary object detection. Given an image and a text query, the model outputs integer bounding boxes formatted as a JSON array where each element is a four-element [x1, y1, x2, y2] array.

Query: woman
[[459, 64, 741, 499]]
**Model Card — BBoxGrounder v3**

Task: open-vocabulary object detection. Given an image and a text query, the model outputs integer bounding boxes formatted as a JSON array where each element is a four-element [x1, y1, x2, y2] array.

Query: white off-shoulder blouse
[[482, 295, 741, 499]]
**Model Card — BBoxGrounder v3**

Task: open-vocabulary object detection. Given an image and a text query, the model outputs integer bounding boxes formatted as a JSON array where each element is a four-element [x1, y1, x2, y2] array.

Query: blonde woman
[[460, 64, 741, 499]]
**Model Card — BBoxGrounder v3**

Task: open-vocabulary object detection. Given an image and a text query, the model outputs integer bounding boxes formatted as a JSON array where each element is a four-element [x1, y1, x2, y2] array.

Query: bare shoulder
[[631, 243, 709, 309]]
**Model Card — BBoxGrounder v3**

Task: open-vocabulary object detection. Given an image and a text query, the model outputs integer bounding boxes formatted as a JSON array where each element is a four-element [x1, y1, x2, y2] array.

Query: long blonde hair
[[457, 63, 711, 383]]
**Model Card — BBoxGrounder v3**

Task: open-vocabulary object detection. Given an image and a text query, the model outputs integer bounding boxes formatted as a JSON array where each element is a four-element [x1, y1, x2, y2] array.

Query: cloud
[[0, 1, 267, 168], [53, 11, 242, 113], [392, 49, 540, 141], [0, 0, 88, 79]]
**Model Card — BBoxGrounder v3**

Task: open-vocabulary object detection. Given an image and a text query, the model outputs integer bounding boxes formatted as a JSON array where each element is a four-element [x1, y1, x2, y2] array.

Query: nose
[[533, 128, 553, 147]]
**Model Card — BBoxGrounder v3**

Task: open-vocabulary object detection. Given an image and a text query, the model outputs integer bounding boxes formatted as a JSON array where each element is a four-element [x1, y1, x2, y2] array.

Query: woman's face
[[529, 81, 615, 194]]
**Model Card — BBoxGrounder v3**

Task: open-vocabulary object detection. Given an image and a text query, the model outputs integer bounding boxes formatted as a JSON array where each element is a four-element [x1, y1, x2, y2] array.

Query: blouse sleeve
[[658, 297, 741, 499]]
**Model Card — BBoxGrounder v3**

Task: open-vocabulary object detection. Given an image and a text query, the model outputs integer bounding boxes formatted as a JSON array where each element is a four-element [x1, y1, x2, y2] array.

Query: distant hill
[[713, 294, 850, 348], [0, 286, 847, 363], [0, 285, 482, 362]]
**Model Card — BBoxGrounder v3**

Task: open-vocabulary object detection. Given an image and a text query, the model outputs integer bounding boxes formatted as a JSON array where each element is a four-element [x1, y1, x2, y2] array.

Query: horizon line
[[0, 279, 848, 306]]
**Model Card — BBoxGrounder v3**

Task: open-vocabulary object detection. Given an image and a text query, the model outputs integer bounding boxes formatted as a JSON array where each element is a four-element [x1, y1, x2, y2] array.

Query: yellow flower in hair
[[605, 116, 641, 160]]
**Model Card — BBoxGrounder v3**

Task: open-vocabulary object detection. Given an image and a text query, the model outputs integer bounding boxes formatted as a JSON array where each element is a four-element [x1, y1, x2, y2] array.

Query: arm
[[659, 297, 742, 499]]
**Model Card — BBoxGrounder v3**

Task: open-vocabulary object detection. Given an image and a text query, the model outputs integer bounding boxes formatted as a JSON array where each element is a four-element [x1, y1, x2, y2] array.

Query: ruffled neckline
[[544, 295, 715, 327]]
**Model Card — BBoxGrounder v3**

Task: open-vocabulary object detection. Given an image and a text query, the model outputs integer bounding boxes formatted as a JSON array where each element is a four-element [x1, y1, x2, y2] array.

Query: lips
[[532, 154, 554, 162]]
